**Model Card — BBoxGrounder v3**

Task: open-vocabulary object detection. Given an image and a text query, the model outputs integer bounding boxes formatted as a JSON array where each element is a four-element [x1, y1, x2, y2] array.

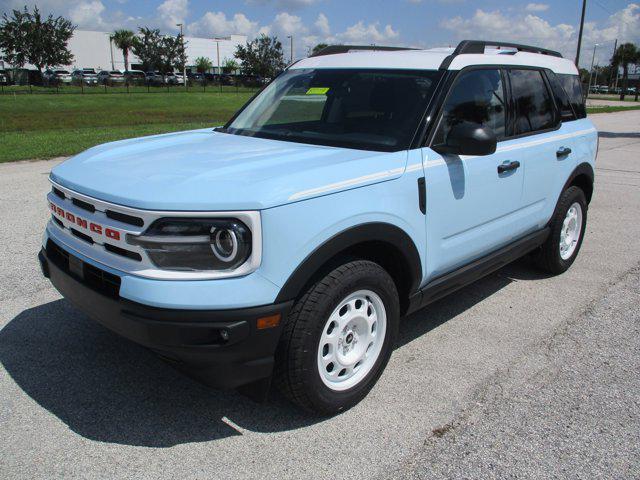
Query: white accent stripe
[[288, 163, 423, 201], [288, 128, 596, 201]]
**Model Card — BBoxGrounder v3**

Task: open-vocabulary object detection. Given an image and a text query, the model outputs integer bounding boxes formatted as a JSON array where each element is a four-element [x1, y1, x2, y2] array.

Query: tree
[[194, 56, 212, 73], [611, 42, 638, 100], [132, 27, 187, 72], [132, 27, 163, 71], [234, 34, 286, 77], [222, 58, 239, 74], [311, 43, 329, 56], [0, 6, 74, 74], [110, 29, 135, 71]]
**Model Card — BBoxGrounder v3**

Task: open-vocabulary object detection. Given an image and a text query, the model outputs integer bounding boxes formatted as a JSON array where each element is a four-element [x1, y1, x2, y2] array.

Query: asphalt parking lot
[[1, 110, 639, 479]]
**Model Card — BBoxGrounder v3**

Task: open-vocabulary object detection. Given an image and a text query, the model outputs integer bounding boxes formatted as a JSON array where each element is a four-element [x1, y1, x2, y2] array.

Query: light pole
[[177, 23, 187, 91], [587, 43, 599, 97], [287, 35, 293, 64], [575, 0, 587, 66], [106, 34, 115, 70]]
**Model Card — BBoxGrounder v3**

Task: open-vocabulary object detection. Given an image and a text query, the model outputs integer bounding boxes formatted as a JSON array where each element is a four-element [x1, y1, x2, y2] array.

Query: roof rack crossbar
[[453, 40, 563, 58], [310, 45, 419, 58]]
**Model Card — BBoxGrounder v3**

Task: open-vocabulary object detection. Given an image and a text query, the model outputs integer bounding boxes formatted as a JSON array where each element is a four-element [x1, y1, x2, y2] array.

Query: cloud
[[525, 3, 549, 12], [188, 11, 260, 37], [333, 20, 399, 44], [68, 1, 107, 29], [314, 13, 330, 36], [244, 0, 320, 9], [157, 0, 188, 29], [440, 5, 640, 66]]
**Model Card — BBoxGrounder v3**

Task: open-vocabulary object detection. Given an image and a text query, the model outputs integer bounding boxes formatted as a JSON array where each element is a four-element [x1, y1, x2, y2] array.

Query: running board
[[407, 228, 550, 315]]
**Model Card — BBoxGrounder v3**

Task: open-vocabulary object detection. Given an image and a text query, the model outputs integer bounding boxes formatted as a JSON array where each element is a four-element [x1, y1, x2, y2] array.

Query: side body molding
[[274, 222, 422, 305]]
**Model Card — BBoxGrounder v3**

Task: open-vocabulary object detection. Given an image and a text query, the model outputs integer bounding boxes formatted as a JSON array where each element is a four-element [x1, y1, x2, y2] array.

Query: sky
[[1, 0, 639, 67]]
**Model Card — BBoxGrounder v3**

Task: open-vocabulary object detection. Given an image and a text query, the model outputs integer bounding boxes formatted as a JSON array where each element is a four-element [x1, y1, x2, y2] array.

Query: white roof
[[291, 48, 579, 75]]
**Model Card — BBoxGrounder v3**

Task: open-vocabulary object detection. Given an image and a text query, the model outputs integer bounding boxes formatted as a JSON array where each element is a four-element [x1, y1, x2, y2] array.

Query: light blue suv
[[39, 41, 597, 414]]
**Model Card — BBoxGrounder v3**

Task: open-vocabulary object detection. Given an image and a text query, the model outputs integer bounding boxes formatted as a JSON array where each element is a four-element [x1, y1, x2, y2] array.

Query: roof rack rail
[[439, 39, 563, 70], [310, 45, 418, 57], [453, 40, 563, 58]]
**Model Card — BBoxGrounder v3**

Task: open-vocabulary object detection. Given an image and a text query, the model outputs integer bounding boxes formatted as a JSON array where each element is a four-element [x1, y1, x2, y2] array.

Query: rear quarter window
[[546, 71, 576, 122], [557, 74, 587, 119]]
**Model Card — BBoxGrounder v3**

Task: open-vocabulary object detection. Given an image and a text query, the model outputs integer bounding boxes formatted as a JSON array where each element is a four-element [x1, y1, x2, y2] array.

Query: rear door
[[421, 67, 527, 279], [504, 68, 575, 230]]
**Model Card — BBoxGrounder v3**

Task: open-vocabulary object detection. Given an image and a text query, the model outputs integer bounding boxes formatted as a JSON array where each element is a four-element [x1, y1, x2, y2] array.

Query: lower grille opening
[[104, 243, 142, 261], [46, 240, 121, 299], [52, 215, 64, 228]]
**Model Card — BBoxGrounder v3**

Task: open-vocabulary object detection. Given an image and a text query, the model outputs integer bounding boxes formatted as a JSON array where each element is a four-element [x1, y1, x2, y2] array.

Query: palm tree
[[110, 29, 135, 72], [194, 56, 213, 73], [611, 42, 638, 101]]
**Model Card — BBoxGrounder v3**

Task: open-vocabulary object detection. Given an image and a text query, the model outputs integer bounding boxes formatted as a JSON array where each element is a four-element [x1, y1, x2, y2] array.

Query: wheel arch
[[274, 222, 423, 314], [564, 162, 595, 204]]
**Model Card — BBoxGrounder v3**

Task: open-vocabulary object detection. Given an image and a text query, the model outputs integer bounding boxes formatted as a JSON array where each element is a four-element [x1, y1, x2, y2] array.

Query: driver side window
[[434, 69, 506, 145]]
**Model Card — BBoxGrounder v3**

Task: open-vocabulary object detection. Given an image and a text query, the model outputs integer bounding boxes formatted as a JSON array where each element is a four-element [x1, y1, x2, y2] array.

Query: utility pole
[[287, 35, 293, 64], [587, 43, 599, 97], [609, 39, 617, 88], [177, 23, 187, 91], [575, 0, 587, 66]]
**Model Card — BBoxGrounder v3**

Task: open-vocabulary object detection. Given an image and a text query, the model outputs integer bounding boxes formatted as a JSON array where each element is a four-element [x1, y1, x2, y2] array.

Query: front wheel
[[275, 260, 399, 415], [535, 186, 588, 274]]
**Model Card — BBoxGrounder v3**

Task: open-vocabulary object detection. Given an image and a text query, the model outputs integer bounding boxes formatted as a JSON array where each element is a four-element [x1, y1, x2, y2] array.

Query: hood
[[50, 129, 408, 211]]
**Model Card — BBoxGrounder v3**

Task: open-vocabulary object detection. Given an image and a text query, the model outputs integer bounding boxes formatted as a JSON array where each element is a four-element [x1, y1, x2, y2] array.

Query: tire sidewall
[[550, 187, 588, 271], [302, 265, 399, 412]]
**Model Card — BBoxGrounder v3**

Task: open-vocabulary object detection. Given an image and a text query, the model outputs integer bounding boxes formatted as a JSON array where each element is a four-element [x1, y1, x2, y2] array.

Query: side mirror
[[434, 122, 497, 156]]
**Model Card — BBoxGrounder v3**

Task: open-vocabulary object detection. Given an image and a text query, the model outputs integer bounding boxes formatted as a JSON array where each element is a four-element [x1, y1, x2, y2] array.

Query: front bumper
[[39, 240, 292, 390]]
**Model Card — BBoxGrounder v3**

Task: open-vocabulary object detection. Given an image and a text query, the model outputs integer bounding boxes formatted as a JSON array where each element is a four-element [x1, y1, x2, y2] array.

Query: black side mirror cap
[[433, 122, 497, 156]]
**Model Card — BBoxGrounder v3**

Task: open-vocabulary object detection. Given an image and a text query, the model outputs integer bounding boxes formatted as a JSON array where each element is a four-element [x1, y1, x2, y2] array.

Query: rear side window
[[546, 71, 576, 122], [557, 74, 587, 119], [434, 68, 507, 144], [509, 69, 558, 135]]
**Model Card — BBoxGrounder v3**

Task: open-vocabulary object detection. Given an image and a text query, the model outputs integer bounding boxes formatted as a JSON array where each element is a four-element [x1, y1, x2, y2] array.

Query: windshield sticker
[[306, 87, 330, 95]]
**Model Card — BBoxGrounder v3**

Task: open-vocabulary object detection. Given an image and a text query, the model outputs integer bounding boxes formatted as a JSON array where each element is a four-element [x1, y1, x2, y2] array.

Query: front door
[[421, 68, 527, 280]]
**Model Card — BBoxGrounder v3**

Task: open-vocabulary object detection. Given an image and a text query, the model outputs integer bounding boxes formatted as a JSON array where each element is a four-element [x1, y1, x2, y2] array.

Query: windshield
[[224, 68, 442, 151]]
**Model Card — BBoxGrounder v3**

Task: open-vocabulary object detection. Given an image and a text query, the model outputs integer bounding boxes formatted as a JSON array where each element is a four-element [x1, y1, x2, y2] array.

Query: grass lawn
[[587, 105, 640, 114], [1, 91, 638, 163], [0, 92, 252, 162]]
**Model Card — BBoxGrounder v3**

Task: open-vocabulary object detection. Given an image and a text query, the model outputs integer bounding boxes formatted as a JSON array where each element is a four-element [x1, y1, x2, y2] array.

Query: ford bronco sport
[[39, 41, 597, 414]]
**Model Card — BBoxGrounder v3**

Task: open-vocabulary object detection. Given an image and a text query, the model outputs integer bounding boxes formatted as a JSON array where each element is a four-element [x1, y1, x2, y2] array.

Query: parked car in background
[[164, 72, 185, 85], [145, 71, 165, 85], [72, 68, 99, 86], [44, 69, 73, 86], [0, 70, 8, 85], [123, 70, 146, 85], [97, 70, 125, 85], [187, 72, 205, 84], [597, 85, 609, 94]]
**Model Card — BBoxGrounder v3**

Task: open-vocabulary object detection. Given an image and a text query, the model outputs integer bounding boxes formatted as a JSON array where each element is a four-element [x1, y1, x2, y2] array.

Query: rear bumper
[[39, 241, 292, 389]]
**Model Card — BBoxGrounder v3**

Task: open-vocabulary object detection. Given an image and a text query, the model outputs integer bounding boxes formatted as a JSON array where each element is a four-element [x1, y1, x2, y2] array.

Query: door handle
[[497, 161, 521, 174], [556, 147, 572, 158]]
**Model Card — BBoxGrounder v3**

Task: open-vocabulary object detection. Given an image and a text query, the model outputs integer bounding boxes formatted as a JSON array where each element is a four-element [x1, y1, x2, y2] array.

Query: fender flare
[[563, 162, 595, 203], [274, 222, 423, 304]]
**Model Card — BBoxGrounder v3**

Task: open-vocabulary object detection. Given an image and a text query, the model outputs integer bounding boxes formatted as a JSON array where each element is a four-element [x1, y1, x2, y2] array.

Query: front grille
[[104, 243, 142, 261], [71, 228, 94, 244], [53, 187, 66, 199], [72, 197, 96, 213], [106, 209, 144, 227], [46, 240, 121, 299]]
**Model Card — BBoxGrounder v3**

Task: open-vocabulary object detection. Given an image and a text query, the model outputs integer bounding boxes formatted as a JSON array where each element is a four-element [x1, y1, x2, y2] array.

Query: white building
[[8, 30, 247, 72]]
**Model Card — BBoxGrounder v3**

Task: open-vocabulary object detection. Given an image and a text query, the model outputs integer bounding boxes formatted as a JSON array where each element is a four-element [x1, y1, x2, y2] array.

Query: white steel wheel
[[317, 290, 387, 391], [559, 202, 583, 260]]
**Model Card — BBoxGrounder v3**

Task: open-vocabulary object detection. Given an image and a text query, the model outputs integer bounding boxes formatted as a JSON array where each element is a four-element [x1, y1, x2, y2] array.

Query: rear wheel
[[535, 186, 587, 274], [275, 260, 399, 415]]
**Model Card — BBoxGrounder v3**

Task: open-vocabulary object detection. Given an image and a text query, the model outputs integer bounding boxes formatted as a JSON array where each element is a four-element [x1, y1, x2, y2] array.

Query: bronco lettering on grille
[[49, 201, 121, 241]]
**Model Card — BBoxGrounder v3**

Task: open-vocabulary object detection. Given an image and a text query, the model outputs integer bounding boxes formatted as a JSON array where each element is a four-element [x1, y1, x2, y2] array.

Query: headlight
[[128, 218, 252, 272]]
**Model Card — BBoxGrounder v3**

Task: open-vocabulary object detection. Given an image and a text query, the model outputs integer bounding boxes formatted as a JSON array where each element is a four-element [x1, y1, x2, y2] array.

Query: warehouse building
[[1, 30, 247, 72]]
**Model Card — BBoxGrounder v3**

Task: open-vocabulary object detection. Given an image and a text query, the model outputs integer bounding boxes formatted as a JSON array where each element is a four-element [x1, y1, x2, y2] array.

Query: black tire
[[275, 260, 400, 415], [535, 186, 588, 274]]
